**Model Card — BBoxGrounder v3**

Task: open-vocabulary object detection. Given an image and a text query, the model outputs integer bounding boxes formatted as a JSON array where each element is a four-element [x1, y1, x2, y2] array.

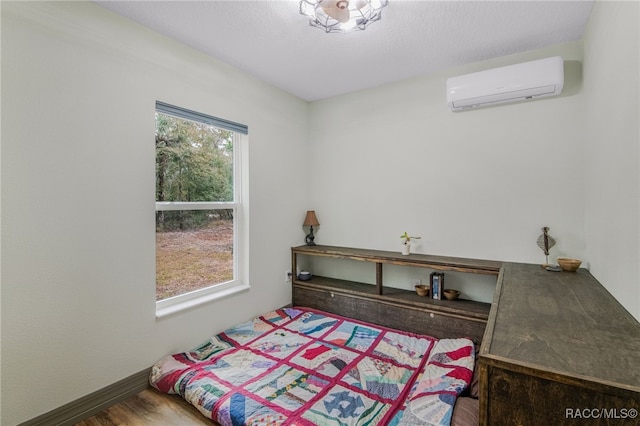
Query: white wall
[[307, 1, 639, 319], [582, 1, 640, 320], [2, 1, 639, 424], [1, 2, 308, 424], [308, 43, 586, 300]]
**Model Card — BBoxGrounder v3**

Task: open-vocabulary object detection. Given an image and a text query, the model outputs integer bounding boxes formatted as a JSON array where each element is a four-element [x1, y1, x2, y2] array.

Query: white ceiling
[[94, 0, 594, 101]]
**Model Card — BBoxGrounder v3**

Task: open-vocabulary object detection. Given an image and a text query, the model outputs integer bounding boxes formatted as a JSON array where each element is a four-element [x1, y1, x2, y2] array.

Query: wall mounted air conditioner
[[446, 56, 564, 111]]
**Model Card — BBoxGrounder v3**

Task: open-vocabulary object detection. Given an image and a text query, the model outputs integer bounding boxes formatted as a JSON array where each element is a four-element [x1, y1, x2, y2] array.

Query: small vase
[[402, 243, 411, 255]]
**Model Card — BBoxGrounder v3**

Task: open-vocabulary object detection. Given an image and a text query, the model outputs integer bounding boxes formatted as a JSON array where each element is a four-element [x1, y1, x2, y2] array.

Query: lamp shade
[[303, 210, 320, 226]]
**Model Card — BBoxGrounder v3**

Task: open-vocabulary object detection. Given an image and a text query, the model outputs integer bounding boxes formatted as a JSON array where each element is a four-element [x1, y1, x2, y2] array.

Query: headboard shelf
[[291, 245, 496, 344]]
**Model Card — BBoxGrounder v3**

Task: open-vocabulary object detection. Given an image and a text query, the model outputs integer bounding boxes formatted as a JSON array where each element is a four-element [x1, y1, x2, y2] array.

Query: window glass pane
[[156, 209, 234, 301], [155, 112, 234, 203]]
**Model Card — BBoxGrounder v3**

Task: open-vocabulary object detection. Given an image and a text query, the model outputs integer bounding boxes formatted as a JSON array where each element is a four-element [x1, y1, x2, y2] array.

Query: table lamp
[[303, 210, 320, 246]]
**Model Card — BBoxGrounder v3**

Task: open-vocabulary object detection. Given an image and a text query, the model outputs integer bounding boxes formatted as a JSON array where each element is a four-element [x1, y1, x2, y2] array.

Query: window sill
[[156, 282, 250, 319]]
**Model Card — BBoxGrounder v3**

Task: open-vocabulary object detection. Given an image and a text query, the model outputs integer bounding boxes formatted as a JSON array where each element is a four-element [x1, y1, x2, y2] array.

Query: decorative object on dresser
[[415, 284, 429, 296], [444, 289, 460, 300], [298, 271, 312, 281], [430, 271, 445, 300], [536, 226, 556, 267], [556, 257, 582, 272], [400, 231, 421, 255], [302, 210, 320, 245]]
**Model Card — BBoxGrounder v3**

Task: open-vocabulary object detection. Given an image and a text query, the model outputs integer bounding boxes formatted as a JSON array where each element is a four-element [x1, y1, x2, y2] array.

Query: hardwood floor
[[75, 388, 213, 425]]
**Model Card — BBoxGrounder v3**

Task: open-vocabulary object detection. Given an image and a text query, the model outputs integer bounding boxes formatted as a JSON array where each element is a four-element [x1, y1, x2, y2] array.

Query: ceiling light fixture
[[300, 0, 389, 33]]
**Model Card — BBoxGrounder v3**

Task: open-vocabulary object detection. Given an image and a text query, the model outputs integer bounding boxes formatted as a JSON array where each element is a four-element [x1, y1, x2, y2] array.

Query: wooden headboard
[[291, 245, 501, 345]]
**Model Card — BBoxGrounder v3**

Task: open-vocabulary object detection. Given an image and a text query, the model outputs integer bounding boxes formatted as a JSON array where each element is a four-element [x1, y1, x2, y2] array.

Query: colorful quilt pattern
[[150, 307, 474, 425]]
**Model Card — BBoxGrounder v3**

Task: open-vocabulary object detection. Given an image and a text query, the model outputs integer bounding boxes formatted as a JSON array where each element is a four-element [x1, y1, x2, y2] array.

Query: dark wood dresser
[[479, 262, 640, 425]]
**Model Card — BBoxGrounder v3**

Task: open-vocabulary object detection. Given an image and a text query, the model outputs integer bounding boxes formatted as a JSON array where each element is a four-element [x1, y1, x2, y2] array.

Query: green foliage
[[156, 113, 234, 231]]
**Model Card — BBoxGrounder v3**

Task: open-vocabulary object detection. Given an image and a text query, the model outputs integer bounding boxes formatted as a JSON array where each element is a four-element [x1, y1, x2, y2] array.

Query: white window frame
[[155, 102, 249, 318]]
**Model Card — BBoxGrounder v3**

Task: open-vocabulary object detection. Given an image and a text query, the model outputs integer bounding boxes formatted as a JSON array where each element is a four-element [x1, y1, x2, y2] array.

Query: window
[[155, 101, 248, 317]]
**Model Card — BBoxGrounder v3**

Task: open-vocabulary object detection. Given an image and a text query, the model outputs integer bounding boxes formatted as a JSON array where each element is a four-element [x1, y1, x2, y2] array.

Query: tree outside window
[[155, 107, 239, 302]]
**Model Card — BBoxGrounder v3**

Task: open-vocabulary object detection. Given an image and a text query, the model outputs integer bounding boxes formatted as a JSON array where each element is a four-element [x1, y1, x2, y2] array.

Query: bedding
[[150, 307, 475, 425]]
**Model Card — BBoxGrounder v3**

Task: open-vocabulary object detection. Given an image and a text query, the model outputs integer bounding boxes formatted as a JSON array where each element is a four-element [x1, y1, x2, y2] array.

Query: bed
[[150, 307, 479, 425]]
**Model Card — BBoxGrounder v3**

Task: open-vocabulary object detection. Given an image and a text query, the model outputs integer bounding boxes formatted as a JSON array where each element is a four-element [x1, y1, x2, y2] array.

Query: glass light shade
[[299, 0, 389, 33]]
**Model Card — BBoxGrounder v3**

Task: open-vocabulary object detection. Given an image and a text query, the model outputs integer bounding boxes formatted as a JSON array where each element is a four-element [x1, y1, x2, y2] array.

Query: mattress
[[150, 307, 475, 425]]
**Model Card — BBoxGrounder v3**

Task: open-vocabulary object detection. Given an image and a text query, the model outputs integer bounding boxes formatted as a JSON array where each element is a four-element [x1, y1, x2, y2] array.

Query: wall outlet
[[412, 278, 422, 286], [285, 270, 292, 283]]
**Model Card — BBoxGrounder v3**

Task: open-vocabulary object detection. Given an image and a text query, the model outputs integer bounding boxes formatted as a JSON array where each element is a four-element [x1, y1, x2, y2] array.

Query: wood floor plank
[[74, 388, 213, 425]]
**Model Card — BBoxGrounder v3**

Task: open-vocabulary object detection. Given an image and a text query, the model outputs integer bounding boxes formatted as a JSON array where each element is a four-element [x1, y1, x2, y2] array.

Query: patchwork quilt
[[150, 307, 474, 426]]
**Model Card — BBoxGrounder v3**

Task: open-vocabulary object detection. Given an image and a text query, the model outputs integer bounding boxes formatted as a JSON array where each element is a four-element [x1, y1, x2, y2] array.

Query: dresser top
[[483, 262, 640, 389]]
